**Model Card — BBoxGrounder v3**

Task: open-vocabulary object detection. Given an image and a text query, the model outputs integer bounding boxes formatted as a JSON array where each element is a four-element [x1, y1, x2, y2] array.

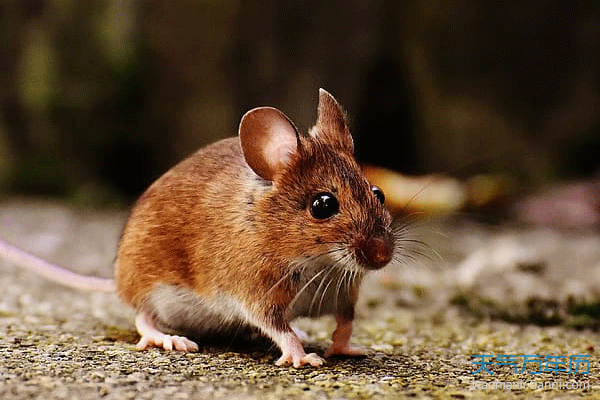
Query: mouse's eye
[[371, 185, 385, 204], [310, 192, 339, 219]]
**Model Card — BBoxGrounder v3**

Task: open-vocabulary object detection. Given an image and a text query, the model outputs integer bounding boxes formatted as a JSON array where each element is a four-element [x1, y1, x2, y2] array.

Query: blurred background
[[0, 0, 599, 218]]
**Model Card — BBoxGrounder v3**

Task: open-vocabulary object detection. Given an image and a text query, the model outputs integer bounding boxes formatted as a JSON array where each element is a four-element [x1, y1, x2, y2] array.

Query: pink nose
[[362, 234, 394, 270]]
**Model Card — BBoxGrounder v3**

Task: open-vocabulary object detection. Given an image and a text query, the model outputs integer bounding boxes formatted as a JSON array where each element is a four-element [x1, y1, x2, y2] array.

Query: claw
[[272, 330, 325, 368], [325, 344, 366, 358], [276, 352, 324, 368], [135, 312, 199, 352]]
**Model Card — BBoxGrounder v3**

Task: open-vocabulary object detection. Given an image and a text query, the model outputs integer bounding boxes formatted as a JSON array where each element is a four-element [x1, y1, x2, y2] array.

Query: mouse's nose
[[360, 232, 394, 270]]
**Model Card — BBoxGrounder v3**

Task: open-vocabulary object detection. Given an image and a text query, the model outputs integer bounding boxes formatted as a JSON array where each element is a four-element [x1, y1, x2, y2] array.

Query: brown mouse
[[0, 89, 395, 368]]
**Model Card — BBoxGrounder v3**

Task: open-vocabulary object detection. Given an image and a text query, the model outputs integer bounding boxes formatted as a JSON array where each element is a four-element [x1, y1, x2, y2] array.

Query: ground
[[0, 199, 598, 399]]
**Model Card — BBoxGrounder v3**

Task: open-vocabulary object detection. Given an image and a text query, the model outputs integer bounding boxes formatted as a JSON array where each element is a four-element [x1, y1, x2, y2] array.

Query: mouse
[[0, 89, 396, 368]]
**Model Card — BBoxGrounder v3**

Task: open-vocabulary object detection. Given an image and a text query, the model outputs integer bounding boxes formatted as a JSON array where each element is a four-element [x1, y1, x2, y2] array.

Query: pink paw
[[134, 312, 199, 352], [275, 352, 324, 368], [325, 345, 367, 358], [136, 333, 199, 352]]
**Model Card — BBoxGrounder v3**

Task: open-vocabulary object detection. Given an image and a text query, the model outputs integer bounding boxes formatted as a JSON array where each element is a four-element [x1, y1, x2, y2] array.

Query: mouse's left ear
[[311, 88, 354, 153], [239, 107, 300, 181]]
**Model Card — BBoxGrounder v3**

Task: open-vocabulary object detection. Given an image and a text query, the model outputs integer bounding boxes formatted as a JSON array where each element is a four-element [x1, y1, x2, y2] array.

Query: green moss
[[449, 293, 469, 307], [0, 311, 16, 318], [413, 286, 427, 298], [103, 326, 139, 344], [568, 301, 600, 319]]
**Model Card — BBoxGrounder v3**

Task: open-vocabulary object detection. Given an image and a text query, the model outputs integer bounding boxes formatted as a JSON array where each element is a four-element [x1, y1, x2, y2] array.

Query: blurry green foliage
[[18, 25, 57, 112], [0, 0, 599, 207]]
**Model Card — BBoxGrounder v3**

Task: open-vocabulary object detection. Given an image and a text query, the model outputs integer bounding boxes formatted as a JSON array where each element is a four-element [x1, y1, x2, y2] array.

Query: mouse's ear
[[239, 107, 300, 181], [311, 88, 354, 153]]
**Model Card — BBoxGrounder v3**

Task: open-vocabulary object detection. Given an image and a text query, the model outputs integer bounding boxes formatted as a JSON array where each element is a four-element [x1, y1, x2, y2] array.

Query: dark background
[[0, 0, 599, 206]]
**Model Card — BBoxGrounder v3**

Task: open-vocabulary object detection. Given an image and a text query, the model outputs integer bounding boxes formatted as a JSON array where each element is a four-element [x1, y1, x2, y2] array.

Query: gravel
[[1, 199, 599, 399]]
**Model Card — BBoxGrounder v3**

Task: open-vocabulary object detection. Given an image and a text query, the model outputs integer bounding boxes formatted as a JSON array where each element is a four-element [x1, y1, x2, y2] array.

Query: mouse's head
[[239, 89, 395, 272]]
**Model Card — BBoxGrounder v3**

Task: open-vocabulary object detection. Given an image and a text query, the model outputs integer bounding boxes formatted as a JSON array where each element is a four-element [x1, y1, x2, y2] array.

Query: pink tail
[[0, 238, 116, 292]]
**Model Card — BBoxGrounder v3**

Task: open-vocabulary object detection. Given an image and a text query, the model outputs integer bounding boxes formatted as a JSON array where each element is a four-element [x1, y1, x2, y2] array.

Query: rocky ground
[[0, 199, 599, 399]]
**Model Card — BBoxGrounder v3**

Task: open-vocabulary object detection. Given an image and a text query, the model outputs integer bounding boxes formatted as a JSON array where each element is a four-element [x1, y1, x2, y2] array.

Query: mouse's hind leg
[[135, 312, 199, 352]]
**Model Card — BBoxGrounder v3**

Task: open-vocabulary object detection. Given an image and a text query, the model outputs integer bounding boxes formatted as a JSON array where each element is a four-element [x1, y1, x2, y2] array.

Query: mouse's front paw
[[137, 334, 199, 352], [275, 351, 324, 368]]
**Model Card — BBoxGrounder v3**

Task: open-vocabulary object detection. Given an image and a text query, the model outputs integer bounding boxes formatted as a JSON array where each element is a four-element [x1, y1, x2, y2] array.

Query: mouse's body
[[1, 89, 395, 368], [115, 90, 395, 366], [118, 137, 352, 324]]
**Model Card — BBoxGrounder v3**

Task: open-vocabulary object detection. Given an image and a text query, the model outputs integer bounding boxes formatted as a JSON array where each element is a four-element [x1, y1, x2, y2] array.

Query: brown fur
[[114, 89, 394, 341]]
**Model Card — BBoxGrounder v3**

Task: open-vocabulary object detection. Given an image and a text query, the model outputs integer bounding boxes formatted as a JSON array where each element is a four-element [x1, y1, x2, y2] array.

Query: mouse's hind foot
[[135, 312, 199, 352]]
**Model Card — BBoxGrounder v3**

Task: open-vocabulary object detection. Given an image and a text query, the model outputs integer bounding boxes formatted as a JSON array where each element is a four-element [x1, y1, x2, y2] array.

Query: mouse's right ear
[[239, 107, 300, 181]]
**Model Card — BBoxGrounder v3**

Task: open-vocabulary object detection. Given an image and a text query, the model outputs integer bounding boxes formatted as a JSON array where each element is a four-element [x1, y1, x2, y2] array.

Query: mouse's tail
[[0, 238, 116, 292]]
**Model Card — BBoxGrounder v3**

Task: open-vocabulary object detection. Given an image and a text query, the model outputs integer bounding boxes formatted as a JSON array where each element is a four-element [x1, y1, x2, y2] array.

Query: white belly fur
[[144, 266, 358, 337]]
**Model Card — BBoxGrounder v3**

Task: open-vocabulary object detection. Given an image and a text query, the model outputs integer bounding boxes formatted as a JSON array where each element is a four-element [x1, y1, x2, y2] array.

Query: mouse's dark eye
[[371, 185, 385, 204], [310, 192, 339, 219]]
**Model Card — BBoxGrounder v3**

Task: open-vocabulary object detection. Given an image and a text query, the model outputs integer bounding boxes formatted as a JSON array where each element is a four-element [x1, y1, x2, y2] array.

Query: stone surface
[[0, 199, 598, 399]]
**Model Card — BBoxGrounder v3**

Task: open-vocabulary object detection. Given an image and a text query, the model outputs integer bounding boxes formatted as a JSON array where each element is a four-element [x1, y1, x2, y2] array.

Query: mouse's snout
[[358, 231, 394, 270]]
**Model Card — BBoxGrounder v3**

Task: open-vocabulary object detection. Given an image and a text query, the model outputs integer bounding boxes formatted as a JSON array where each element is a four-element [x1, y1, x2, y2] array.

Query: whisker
[[261, 264, 305, 301], [262, 244, 349, 303], [315, 267, 339, 317], [287, 267, 328, 311], [309, 265, 337, 316], [344, 269, 352, 301], [333, 267, 348, 313], [328, 251, 352, 312], [393, 211, 427, 228]]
